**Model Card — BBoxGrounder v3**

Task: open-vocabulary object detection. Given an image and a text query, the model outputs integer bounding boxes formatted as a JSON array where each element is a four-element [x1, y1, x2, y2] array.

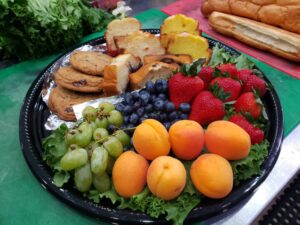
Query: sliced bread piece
[[143, 54, 192, 65], [103, 54, 141, 96], [129, 62, 177, 90], [105, 17, 141, 56], [115, 31, 165, 62]]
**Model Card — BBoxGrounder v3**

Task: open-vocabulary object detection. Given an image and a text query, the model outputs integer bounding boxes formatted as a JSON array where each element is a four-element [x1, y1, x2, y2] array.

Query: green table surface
[[0, 8, 300, 225]]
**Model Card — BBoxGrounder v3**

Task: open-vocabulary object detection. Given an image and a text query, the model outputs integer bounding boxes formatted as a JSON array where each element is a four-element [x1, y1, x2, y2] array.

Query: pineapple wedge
[[160, 14, 200, 48], [167, 32, 211, 61]]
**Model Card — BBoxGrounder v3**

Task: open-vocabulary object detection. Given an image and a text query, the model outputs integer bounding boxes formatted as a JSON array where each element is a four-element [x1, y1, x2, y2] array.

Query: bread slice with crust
[[115, 31, 165, 62], [105, 17, 141, 56], [129, 62, 177, 90], [143, 54, 192, 65], [103, 54, 141, 96]]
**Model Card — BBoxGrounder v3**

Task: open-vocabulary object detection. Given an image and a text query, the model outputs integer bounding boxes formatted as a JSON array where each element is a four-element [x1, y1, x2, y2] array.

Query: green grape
[[86, 141, 100, 157], [93, 128, 109, 142], [103, 136, 123, 158], [98, 102, 115, 114], [91, 147, 108, 175], [74, 162, 92, 192], [92, 172, 111, 193], [106, 154, 115, 175], [75, 122, 93, 147], [107, 110, 124, 127], [65, 129, 80, 146], [82, 106, 97, 122], [89, 121, 97, 132], [60, 148, 88, 171], [113, 130, 131, 147], [95, 117, 109, 129]]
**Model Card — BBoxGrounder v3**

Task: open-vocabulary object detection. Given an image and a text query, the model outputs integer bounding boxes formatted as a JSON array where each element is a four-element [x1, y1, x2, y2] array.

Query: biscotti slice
[[115, 31, 165, 63], [143, 54, 192, 65], [69, 51, 112, 76], [160, 14, 200, 48], [55, 66, 104, 93], [105, 17, 141, 56], [103, 54, 141, 96], [167, 32, 211, 61], [48, 86, 104, 121], [129, 62, 177, 90]]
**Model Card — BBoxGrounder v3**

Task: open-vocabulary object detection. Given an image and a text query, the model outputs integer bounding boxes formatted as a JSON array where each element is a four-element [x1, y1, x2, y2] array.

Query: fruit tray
[[19, 29, 284, 224]]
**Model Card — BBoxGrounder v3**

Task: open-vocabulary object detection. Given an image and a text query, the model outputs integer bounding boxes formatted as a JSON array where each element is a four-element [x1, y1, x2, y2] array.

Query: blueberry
[[155, 79, 165, 93], [163, 121, 171, 130], [124, 115, 130, 124], [150, 94, 157, 103], [132, 100, 141, 110], [131, 91, 140, 100], [168, 111, 178, 121], [179, 113, 189, 120], [161, 80, 168, 93], [139, 91, 150, 105], [124, 93, 133, 105], [115, 103, 125, 112], [145, 104, 153, 113], [139, 115, 149, 122], [148, 112, 159, 120], [107, 124, 116, 134], [165, 102, 175, 112], [157, 93, 167, 100], [154, 100, 164, 111], [123, 105, 132, 115], [129, 113, 139, 125], [179, 103, 191, 113], [145, 81, 155, 93], [160, 113, 168, 122], [136, 107, 145, 116]]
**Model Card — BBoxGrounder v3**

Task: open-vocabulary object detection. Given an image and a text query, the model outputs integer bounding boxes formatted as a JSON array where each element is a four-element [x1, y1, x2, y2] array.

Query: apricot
[[147, 156, 186, 200], [169, 120, 204, 160], [132, 119, 171, 160], [190, 153, 233, 199], [112, 151, 149, 198], [205, 120, 251, 160]]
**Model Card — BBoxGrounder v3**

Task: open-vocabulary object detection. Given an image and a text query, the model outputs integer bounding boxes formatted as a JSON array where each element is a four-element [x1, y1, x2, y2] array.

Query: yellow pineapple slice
[[167, 33, 211, 61], [160, 14, 200, 48]]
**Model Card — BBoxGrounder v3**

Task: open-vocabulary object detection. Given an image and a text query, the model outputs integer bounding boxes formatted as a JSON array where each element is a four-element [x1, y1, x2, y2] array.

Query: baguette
[[202, 0, 300, 35], [209, 12, 300, 62]]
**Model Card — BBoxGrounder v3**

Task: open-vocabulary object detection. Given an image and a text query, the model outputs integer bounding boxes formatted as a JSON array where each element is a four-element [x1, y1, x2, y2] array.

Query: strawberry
[[234, 92, 262, 119], [189, 91, 225, 126], [229, 114, 264, 144], [242, 74, 267, 97], [209, 77, 242, 102], [198, 66, 214, 90], [169, 72, 204, 108], [238, 69, 253, 84], [217, 63, 239, 79]]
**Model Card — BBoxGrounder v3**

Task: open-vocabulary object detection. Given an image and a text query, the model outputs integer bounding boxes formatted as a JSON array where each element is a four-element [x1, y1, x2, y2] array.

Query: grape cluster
[[116, 79, 191, 130], [60, 102, 130, 193]]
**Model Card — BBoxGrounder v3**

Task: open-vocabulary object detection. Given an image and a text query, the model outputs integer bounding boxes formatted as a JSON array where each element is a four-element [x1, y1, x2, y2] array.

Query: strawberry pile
[[169, 62, 268, 145]]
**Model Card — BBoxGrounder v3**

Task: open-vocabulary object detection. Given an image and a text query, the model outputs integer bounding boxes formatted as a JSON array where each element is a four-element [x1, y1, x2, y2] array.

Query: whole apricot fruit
[[112, 151, 149, 198], [190, 153, 233, 199], [169, 120, 204, 160], [147, 156, 186, 200], [132, 119, 170, 160], [205, 120, 251, 160]]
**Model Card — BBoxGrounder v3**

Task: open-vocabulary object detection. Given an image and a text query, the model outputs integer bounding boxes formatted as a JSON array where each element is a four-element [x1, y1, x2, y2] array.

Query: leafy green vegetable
[[53, 170, 70, 187], [180, 58, 206, 76], [42, 124, 68, 169], [230, 140, 269, 185], [0, 0, 114, 60], [86, 161, 201, 225], [234, 54, 255, 70]]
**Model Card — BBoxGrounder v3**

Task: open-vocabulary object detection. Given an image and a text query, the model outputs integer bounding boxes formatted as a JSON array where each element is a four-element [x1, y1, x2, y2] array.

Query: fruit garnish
[[209, 77, 242, 102], [234, 92, 262, 119]]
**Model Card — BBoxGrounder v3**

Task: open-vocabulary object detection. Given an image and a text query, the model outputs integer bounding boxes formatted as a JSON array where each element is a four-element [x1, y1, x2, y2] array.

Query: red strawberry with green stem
[[242, 74, 267, 97], [229, 114, 264, 144], [234, 92, 262, 119], [189, 91, 225, 126], [238, 69, 253, 84], [198, 66, 214, 90], [209, 77, 242, 102], [217, 63, 239, 79]]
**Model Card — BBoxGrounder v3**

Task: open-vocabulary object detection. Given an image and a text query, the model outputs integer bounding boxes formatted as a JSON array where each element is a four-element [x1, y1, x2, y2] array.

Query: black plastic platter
[[19, 29, 284, 224]]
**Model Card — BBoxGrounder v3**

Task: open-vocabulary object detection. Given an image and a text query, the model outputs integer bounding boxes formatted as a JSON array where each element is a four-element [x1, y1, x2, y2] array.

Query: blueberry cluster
[[116, 79, 191, 130]]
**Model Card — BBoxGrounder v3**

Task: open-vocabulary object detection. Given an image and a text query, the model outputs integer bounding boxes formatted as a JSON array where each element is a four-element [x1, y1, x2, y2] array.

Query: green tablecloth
[[0, 8, 300, 225]]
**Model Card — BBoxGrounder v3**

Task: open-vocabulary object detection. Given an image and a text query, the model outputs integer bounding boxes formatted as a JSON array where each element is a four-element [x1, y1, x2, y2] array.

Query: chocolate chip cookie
[[69, 51, 112, 76]]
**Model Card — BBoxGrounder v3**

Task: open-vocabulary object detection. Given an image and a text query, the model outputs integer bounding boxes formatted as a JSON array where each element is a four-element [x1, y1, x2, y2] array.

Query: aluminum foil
[[42, 44, 121, 130]]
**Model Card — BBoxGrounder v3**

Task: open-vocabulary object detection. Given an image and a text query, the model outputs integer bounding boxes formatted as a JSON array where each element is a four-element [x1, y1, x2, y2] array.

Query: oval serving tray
[[19, 29, 284, 224]]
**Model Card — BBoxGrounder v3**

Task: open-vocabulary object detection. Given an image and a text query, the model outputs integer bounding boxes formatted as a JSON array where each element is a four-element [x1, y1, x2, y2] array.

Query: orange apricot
[[132, 119, 170, 160], [147, 156, 186, 200], [190, 153, 233, 199], [112, 151, 149, 198], [205, 120, 251, 160], [169, 120, 204, 160]]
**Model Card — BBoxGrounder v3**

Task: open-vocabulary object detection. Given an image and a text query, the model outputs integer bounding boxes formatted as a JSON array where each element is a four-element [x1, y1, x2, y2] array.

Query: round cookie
[[48, 86, 104, 121], [69, 51, 112, 76], [55, 66, 104, 93]]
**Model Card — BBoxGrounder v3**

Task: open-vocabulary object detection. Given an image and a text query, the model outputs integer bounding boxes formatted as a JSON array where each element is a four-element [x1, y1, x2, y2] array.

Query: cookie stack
[[49, 51, 112, 121]]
